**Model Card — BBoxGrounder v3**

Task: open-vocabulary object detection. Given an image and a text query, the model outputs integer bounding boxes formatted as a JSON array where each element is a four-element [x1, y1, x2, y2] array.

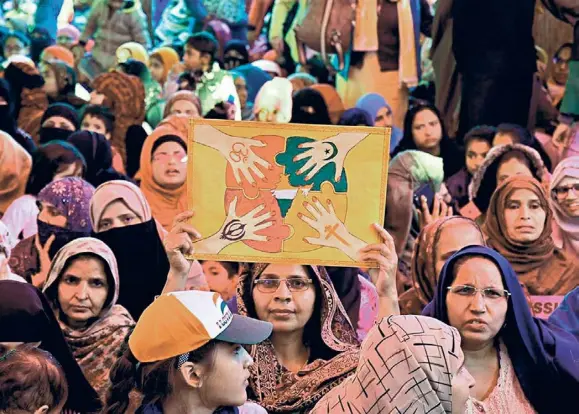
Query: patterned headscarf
[[312, 315, 464, 414], [237, 264, 360, 413], [484, 175, 579, 294], [37, 177, 95, 232], [92, 71, 146, 165], [549, 156, 579, 256], [42, 237, 135, 403]]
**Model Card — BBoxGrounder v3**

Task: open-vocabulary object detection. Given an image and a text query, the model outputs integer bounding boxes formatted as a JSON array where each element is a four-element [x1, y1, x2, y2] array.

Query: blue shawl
[[423, 246, 579, 414], [549, 286, 579, 340]]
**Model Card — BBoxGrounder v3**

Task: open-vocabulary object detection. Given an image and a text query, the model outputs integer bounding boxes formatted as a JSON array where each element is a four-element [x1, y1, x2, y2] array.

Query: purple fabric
[[423, 246, 579, 414], [37, 177, 95, 232], [548, 286, 579, 340]]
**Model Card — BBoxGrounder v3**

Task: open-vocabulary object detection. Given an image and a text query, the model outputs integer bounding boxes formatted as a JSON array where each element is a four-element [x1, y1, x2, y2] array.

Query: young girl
[[103, 290, 273, 413]]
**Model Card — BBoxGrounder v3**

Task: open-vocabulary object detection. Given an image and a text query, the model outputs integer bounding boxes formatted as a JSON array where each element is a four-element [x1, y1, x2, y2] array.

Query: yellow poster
[[187, 119, 390, 267]]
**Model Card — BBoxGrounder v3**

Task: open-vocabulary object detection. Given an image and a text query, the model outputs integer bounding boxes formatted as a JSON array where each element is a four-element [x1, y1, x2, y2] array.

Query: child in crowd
[[446, 125, 496, 207], [166, 32, 241, 120]]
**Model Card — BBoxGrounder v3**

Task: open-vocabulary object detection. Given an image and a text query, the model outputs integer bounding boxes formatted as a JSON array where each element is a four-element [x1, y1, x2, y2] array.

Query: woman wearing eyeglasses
[[424, 245, 579, 414], [483, 175, 579, 296], [549, 156, 579, 257], [236, 224, 400, 413]]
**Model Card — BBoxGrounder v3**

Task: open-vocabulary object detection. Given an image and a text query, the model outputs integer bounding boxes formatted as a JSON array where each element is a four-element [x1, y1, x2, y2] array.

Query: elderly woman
[[235, 224, 399, 412], [484, 175, 579, 295], [42, 237, 135, 403], [549, 156, 579, 256], [90, 180, 170, 319], [425, 245, 579, 413], [0, 280, 101, 412], [399, 216, 486, 315], [9, 177, 95, 284]]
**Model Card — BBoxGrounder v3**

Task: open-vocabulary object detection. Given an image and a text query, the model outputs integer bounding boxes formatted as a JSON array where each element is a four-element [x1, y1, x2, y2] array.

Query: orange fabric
[[93, 71, 146, 165], [0, 132, 32, 216], [150, 47, 180, 85], [128, 294, 211, 363], [42, 45, 75, 67], [138, 115, 188, 230]]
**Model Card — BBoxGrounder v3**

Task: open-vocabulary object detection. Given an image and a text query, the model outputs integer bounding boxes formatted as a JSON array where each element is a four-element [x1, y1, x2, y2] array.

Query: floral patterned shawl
[[237, 264, 360, 413], [42, 237, 135, 403]]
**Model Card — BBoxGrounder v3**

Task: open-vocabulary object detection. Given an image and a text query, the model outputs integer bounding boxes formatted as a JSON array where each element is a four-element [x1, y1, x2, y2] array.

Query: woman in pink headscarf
[[549, 156, 579, 256]]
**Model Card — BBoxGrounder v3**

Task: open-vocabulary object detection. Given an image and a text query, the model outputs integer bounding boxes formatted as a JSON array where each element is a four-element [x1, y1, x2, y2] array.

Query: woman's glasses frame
[[253, 278, 313, 293], [447, 285, 511, 300]]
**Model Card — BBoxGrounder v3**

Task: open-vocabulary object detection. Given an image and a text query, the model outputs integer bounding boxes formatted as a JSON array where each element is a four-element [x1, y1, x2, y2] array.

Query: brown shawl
[[399, 216, 486, 315], [484, 175, 579, 295], [42, 237, 135, 403], [92, 71, 146, 165], [237, 264, 360, 413]]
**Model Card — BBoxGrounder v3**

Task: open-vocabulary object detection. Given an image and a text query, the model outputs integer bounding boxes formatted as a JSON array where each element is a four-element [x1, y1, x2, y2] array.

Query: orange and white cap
[[129, 290, 272, 363]]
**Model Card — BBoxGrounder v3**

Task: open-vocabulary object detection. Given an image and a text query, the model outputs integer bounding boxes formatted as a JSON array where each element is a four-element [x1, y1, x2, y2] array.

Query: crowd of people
[[0, 0, 578, 413]]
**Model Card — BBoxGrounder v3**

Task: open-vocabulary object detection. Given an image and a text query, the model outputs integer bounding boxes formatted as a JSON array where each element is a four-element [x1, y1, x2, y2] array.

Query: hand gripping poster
[[186, 119, 390, 267]]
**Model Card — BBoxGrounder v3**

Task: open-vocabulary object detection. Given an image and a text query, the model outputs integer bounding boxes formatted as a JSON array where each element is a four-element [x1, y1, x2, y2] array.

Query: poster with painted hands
[[188, 119, 390, 267]]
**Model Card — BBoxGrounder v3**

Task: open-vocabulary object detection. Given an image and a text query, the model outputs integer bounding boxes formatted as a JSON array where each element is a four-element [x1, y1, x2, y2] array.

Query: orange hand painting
[[298, 197, 365, 260]]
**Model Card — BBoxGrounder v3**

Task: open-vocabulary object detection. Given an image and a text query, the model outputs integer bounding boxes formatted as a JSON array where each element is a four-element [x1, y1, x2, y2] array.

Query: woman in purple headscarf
[[9, 177, 95, 286]]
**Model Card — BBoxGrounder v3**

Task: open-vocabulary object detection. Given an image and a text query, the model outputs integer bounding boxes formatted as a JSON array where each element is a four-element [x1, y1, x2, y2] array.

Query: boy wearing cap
[[103, 290, 272, 414]]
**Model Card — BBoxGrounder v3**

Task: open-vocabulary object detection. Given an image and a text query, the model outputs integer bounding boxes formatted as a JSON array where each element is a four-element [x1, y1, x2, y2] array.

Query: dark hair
[[25, 141, 87, 195], [178, 72, 197, 91], [185, 32, 219, 62], [240, 264, 335, 361], [151, 135, 187, 157], [104, 336, 218, 414], [0, 345, 68, 412], [81, 105, 116, 134], [200, 261, 240, 279], [553, 43, 573, 61], [392, 103, 448, 156], [118, 58, 148, 79], [495, 123, 552, 171], [464, 125, 496, 150]]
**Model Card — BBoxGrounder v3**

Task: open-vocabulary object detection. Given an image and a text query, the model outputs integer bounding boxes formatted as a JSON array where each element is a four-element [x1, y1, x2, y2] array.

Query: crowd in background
[[0, 0, 578, 413]]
